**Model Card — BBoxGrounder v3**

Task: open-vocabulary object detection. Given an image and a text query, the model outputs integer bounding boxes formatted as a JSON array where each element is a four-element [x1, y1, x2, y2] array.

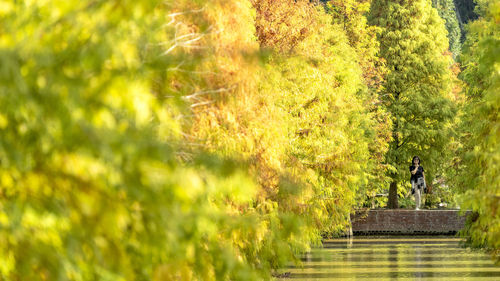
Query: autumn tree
[[253, 0, 388, 234]]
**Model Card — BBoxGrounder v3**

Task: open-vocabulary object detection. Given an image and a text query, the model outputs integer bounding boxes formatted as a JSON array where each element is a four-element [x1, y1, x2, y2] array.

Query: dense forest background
[[0, 0, 498, 280]]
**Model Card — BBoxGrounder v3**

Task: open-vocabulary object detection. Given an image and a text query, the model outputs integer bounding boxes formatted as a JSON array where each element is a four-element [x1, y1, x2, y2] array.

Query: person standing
[[410, 156, 426, 210]]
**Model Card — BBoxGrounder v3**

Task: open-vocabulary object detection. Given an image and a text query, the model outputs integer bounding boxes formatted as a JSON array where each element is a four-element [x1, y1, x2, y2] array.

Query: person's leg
[[415, 188, 421, 209], [417, 178, 425, 208], [413, 181, 421, 210]]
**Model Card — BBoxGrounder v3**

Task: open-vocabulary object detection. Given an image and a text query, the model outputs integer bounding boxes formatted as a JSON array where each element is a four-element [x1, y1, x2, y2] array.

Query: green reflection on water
[[278, 236, 500, 281]]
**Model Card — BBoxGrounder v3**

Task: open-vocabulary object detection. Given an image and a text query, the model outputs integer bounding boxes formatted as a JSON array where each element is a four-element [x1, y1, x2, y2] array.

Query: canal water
[[279, 236, 500, 280]]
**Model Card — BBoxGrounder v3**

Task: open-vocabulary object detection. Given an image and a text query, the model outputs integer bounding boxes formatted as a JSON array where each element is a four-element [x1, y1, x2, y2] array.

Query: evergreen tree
[[370, 0, 457, 208]]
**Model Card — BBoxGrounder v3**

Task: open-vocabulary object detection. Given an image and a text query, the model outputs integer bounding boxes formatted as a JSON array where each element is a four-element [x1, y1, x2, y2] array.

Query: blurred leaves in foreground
[[0, 0, 288, 279]]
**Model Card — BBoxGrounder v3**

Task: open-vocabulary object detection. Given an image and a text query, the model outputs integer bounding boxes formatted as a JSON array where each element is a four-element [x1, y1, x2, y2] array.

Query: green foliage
[[326, 0, 386, 88], [432, 0, 463, 58], [398, 196, 416, 209], [456, 0, 500, 263], [429, 183, 459, 208], [370, 0, 458, 207]]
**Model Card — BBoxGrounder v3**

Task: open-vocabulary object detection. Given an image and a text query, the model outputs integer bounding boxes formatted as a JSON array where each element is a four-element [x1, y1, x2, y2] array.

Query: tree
[[253, 0, 383, 234], [456, 0, 500, 262], [325, 0, 392, 207], [370, 0, 457, 208]]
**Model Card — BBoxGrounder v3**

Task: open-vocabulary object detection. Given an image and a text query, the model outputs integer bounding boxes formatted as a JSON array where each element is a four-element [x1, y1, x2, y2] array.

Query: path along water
[[279, 236, 500, 281]]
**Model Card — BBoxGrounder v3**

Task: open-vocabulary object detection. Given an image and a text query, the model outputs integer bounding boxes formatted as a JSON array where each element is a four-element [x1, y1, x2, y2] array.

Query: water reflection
[[279, 236, 500, 281], [414, 245, 424, 280], [388, 247, 399, 281]]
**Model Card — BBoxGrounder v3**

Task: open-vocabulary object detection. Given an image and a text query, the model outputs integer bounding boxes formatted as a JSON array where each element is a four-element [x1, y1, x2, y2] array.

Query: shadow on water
[[277, 236, 500, 281]]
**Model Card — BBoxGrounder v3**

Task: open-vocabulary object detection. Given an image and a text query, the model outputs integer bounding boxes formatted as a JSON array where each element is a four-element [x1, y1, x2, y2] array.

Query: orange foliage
[[252, 0, 319, 53]]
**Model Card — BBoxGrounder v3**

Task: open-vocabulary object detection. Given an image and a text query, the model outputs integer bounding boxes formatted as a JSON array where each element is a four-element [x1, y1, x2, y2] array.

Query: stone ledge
[[351, 209, 471, 235]]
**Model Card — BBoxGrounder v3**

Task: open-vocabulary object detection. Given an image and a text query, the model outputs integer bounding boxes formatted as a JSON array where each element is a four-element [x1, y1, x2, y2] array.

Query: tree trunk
[[387, 179, 399, 209]]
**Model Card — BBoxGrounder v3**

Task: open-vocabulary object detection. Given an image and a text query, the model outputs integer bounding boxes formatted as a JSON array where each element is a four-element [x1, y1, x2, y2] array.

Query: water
[[279, 236, 500, 281]]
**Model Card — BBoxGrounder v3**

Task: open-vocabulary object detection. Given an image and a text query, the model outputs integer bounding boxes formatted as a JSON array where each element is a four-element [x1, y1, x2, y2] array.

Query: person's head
[[412, 156, 421, 165]]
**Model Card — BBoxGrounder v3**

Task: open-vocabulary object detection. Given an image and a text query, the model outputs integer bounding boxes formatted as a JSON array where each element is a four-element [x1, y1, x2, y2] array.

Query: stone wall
[[351, 209, 471, 235]]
